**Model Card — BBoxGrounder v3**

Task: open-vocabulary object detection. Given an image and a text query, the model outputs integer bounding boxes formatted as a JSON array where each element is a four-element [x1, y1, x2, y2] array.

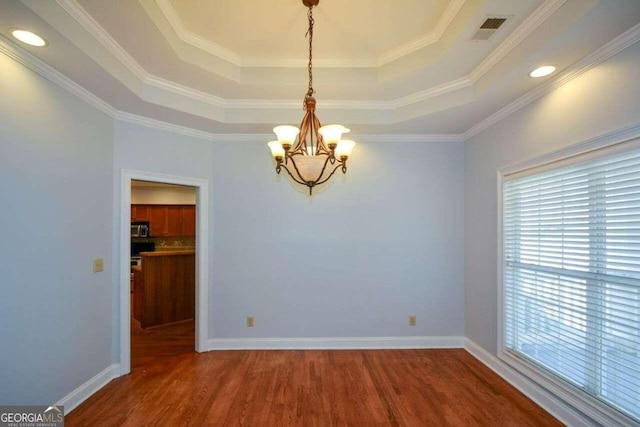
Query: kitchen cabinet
[[133, 204, 195, 237], [131, 205, 150, 221], [148, 206, 167, 236], [166, 206, 183, 236], [182, 205, 196, 236]]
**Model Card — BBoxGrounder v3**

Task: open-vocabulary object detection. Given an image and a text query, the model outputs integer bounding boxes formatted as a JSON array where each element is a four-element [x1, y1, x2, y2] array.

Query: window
[[502, 146, 640, 424]]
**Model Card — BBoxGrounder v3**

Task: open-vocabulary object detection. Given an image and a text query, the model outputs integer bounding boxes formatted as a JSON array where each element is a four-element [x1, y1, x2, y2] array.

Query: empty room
[[1, 0, 639, 425]]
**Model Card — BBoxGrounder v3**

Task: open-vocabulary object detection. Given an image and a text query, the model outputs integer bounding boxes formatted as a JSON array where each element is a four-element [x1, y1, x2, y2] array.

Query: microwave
[[131, 222, 149, 237]]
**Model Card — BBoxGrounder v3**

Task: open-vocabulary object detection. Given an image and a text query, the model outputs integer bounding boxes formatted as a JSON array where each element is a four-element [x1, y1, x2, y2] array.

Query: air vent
[[480, 18, 507, 30], [470, 16, 510, 41]]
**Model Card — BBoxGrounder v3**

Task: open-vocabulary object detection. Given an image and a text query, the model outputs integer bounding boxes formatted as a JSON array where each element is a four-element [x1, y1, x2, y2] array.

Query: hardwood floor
[[130, 318, 195, 371], [65, 323, 561, 426]]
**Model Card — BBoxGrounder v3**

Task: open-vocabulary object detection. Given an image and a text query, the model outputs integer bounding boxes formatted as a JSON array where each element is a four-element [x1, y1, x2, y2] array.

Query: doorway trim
[[119, 169, 209, 375]]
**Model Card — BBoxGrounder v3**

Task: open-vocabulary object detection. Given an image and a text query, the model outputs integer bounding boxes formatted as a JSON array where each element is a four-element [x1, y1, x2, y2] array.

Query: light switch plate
[[93, 258, 104, 273]]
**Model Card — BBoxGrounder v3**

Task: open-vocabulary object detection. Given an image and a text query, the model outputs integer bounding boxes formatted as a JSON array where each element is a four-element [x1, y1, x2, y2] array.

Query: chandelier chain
[[305, 5, 315, 109]]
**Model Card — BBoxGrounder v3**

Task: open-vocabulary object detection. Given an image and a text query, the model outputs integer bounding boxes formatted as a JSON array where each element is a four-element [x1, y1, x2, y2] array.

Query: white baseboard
[[57, 364, 121, 414], [206, 335, 465, 350], [464, 339, 593, 427]]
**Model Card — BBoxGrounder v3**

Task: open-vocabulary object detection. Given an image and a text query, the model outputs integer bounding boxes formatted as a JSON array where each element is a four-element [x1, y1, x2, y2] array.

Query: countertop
[[139, 250, 195, 257]]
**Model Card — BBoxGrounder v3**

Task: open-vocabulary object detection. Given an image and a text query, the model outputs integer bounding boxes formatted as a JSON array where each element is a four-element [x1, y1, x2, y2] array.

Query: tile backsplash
[[155, 236, 196, 251]]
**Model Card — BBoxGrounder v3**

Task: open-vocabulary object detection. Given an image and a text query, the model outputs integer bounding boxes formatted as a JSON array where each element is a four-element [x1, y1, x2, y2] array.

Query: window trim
[[496, 123, 640, 427]]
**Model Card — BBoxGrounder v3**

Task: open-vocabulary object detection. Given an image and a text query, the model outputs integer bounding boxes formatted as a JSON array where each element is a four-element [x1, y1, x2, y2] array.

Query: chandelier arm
[[277, 163, 311, 187], [292, 110, 312, 154], [314, 162, 347, 187], [312, 114, 331, 155], [273, 149, 348, 195], [282, 157, 345, 190], [313, 154, 334, 182]]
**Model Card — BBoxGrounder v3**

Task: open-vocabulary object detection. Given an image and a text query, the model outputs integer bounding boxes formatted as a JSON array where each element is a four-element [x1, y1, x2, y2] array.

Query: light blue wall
[[0, 44, 465, 405], [113, 123, 465, 341], [464, 42, 640, 354], [0, 52, 114, 403], [209, 139, 465, 338]]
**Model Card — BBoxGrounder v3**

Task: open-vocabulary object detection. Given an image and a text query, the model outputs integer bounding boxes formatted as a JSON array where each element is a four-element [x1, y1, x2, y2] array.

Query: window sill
[[499, 349, 637, 427]]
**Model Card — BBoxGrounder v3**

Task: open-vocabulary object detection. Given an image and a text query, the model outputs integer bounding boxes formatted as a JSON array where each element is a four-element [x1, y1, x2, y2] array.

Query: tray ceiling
[[1, 0, 640, 136]]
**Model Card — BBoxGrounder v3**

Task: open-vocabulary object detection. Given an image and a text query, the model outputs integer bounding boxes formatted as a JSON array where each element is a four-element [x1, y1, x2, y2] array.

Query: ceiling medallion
[[267, 0, 355, 195]]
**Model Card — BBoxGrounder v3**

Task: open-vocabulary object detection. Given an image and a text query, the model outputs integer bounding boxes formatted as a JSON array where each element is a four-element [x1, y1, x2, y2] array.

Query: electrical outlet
[[409, 315, 416, 326], [246, 316, 254, 327], [93, 258, 104, 273]]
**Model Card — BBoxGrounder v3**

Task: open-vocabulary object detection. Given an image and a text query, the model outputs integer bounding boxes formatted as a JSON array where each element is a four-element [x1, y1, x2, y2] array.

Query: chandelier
[[267, 0, 355, 195]]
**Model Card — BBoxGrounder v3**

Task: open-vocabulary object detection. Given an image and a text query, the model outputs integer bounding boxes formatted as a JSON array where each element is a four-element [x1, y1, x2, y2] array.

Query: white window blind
[[503, 148, 640, 423]]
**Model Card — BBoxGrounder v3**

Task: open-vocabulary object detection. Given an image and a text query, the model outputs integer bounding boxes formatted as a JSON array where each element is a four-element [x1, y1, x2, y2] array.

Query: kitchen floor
[[130, 316, 195, 371]]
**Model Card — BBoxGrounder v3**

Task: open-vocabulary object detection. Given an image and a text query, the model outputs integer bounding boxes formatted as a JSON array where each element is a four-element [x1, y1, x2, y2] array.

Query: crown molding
[[152, 0, 559, 77], [114, 111, 217, 140], [156, 0, 375, 69], [377, 0, 467, 67], [55, 0, 147, 81], [51, 0, 570, 115], [463, 21, 640, 141], [7, 2, 639, 144], [498, 120, 640, 176], [469, 0, 566, 82], [156, 0, 565, 110], [369, 0, 566, 109], [0, 37, 463, 143], [359, 134, 464, 143], [0, 33, 222, 141], [155, 0, 467, 69], [155, 0, 241, 66], [144, 75, 226, 108], [0, 35, 116, 118], [141, 82, 394, 111], [392, 76, 472, 109]]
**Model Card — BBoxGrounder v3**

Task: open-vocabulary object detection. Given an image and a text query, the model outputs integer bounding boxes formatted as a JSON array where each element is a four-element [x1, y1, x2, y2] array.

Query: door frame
[[119, 169, 209, 375]]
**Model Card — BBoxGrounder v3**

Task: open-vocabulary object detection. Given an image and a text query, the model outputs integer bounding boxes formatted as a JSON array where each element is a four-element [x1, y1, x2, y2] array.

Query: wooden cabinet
[[132, 204, 196, 237], [148, 206, 167, 236], [136, 251, 195, 328], [132, 267, 143, 322], [131, 205, 150, 221], [166, 206, 183, 236], [182, 205, 196, 236]]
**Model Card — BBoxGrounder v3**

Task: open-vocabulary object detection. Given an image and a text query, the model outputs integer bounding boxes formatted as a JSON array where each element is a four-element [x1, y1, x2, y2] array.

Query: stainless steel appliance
[[131, 221, 149, 237]]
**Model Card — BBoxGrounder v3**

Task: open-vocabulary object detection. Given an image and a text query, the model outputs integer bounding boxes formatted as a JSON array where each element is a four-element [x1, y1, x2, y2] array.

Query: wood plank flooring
[[65, 322, 561, 426], [130, 318, 195, 371]]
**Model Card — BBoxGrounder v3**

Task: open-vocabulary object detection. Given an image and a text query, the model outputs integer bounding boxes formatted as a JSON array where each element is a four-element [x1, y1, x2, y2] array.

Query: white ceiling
[[1, 0, 640, 138]]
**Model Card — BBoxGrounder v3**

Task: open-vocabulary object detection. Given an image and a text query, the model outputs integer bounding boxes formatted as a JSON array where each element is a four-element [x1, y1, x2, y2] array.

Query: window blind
[[503, 148, 640, 423]]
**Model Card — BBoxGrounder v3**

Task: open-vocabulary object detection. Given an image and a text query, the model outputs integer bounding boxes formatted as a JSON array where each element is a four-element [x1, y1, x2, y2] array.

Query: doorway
[[130, 180, 196, 369], [119, 170, 209, 376]]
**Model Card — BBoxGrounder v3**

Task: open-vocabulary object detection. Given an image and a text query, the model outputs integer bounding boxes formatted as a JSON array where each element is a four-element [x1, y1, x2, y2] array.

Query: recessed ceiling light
[[11, 29, 47, 47], [530, 65, 556, 78]]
